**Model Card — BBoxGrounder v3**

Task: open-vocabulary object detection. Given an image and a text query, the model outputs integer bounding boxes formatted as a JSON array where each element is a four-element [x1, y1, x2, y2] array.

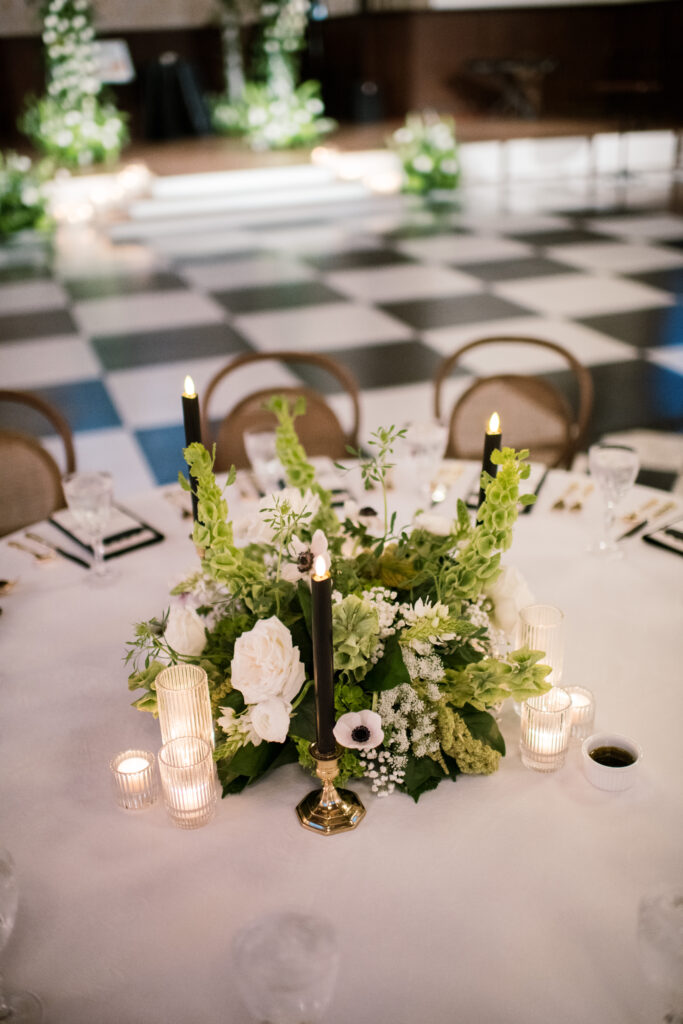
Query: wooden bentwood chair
[[200, 351, 361, 473], [433, 336, 594, 468], [0, 389, 76, 536]]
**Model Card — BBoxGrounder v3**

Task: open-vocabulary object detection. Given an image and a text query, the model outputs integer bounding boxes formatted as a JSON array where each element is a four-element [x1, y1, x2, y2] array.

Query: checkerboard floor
[[1, 189, 682, 497]]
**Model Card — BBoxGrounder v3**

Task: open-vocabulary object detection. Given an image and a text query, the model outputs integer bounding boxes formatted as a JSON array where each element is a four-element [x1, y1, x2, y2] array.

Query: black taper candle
[[182, 375, 202, 522], [311, 558, 336, 757], [479, 411, 502, 508]]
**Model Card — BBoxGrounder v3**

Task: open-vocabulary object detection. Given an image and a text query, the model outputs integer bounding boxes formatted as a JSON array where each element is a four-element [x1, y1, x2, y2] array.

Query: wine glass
[[588, 443, 640, 557], [232, 910, 339, 1024], [402, 420, 448, 504], [243, 430, 284, 497], [62, 471, 116, 585], [637, 887, 683, 1023], [0, 848, 42, 1022]]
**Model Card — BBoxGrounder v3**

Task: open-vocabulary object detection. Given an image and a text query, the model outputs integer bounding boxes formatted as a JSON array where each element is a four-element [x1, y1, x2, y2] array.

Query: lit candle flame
[[487, 411, 501, 434], [313, 555, 329, 579], [184, 375, 196, 397]]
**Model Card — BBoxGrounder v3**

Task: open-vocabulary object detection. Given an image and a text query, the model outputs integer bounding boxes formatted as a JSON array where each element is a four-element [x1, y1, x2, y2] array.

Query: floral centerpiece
[[0, 152, 52, 238], [127, 398, 550, 802], [22, 0, 127, 168], [388, 111, 460, 196]]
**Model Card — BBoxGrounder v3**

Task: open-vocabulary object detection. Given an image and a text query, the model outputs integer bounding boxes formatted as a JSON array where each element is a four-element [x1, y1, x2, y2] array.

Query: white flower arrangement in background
[[388, 111, 460, 196], [0, 151, 52, 238], [22, 0, 127, 168]]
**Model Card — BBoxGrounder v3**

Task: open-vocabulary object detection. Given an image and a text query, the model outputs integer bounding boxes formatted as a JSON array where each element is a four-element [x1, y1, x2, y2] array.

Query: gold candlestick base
[[296, 744, 366, 836]]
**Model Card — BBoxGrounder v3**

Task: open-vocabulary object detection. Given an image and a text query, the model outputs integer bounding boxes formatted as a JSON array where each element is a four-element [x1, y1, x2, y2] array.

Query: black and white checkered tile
[[1, 191, 682, 496]]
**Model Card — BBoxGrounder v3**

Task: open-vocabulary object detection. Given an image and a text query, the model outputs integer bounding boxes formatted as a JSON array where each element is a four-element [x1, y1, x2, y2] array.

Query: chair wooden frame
[[201, 351, 361, 471], [0, 389, 77, 536], [433, 335, 594, 468]]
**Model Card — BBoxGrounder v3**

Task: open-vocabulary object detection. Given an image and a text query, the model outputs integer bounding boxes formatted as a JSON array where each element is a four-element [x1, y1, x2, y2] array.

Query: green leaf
[[297, 580, 312, 635], [290, 687, 318, 742], [402, 755, 448, 802], [362, 634, 411, 692], [226, 741, 278, 781], [459, 704, 506, 756]]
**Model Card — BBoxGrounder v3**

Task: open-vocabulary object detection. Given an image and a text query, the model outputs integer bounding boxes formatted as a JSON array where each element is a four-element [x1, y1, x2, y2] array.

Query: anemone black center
[[297, 551, 314, 572], [351, 725, 371, 743]]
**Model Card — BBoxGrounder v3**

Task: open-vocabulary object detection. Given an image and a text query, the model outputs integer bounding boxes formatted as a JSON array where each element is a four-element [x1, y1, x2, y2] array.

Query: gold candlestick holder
[[296, 744, 366, 835]]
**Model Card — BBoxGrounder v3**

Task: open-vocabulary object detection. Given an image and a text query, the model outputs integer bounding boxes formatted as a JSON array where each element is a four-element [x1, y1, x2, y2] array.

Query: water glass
[[518, 603, 565, 687], [155, 663, 214, 749], [243, 430, 284, 496], [62, 470, 115, 585], [158, 737, 218, 829], [232, 910, 339, 1024], [588, 443, 640, 557], [402, 420, 448, 502], [520, 687, 573, 772], [637, 887, 683, 1023]]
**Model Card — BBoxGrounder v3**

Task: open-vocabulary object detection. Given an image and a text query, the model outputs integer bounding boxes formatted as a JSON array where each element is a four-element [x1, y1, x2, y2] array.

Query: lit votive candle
[[565, 686, 596, 741], [158, 737, 218, 830], [520, 687, 573, 772], [155, 663, 214, 749], [110, 749, 158, 810]]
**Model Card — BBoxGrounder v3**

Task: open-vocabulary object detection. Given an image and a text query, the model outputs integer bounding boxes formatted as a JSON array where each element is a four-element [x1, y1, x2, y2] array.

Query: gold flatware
[[8, 540, 56, 563], [0, 579, 18, 595], [551, 481, 579, 511], [569, 482, 594, 512], [621, 497, 659, 524], [24, 531, 90, 568]]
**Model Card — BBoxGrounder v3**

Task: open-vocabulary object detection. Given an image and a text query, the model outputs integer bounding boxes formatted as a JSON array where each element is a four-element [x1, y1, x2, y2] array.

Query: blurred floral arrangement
[[127, 398, 549, 803], [211, 0, 335, 150], [0, 152, 52, 238], [22, 0, 127, 168], [388, 111, 460, 196]]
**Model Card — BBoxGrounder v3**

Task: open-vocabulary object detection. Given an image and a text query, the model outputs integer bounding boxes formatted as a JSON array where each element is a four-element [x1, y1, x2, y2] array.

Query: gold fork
[[621, 497, 659, 524], [551, 481, 579, 511], [7, 540, 56, 562], [569, 482, 594, 512]]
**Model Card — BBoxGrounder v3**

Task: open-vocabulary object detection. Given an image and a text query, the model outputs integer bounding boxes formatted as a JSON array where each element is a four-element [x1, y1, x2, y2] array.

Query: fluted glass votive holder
[[565, 686, 596, 741], [518, 604, 565, 686], [110, 749, 158, 810], [158, 736, 218, 830], [520, 687, 573, 772], [156, 663, 214, 748]]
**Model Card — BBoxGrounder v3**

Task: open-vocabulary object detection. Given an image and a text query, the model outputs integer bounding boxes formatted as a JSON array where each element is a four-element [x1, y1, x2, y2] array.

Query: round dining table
[[1, 466, 681, 1024]]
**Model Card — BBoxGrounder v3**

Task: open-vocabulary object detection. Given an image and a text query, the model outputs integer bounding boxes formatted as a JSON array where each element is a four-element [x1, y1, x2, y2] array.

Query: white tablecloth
[[1, 469, 682, 1024]]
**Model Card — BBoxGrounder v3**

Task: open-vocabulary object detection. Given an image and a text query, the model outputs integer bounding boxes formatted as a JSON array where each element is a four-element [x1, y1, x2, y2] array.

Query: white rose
[[164, 603, 207, 657], [231, 616, 305, 705], [250, 697, 291, 744], [413, 512, 453, 537], [485, 566, 534, 636]]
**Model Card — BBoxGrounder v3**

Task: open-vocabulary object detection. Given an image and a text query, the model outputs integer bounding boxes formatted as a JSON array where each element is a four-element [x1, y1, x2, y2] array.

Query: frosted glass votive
[[520, 687, 573, 772], [565, 686, 596, 740], [110, 749, 158, 810], [158, 737, 218, 830], [518, 604, 565, 686], [156, 663, 214, 749]]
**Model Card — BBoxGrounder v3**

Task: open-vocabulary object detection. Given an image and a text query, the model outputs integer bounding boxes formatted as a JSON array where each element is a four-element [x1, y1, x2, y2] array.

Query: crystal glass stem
[[91, 533, 106, 578]]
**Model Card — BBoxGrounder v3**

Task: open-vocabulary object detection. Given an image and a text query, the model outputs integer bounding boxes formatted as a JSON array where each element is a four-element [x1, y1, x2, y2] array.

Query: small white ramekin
[[581, 732, 643, 792]]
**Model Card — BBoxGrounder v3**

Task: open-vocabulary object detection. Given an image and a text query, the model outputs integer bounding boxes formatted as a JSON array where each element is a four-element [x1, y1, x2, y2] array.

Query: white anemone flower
[[281, 529, 330, 584], [334, 710, 384, 752]]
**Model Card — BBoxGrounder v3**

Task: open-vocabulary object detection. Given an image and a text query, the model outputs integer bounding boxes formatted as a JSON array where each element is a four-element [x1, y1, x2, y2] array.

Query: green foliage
[[264, 395, 316, 492], [211, 80, 335, 151], [332, 595, 380, 681], [0, 152, 52, 238], [437, 704, 501, 775], [403, 753, 459, 802], [362, 635, 411, 692], [443, 646, 551, 711], [438, 447, 533, 603], [388, 112, 460, 196]]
